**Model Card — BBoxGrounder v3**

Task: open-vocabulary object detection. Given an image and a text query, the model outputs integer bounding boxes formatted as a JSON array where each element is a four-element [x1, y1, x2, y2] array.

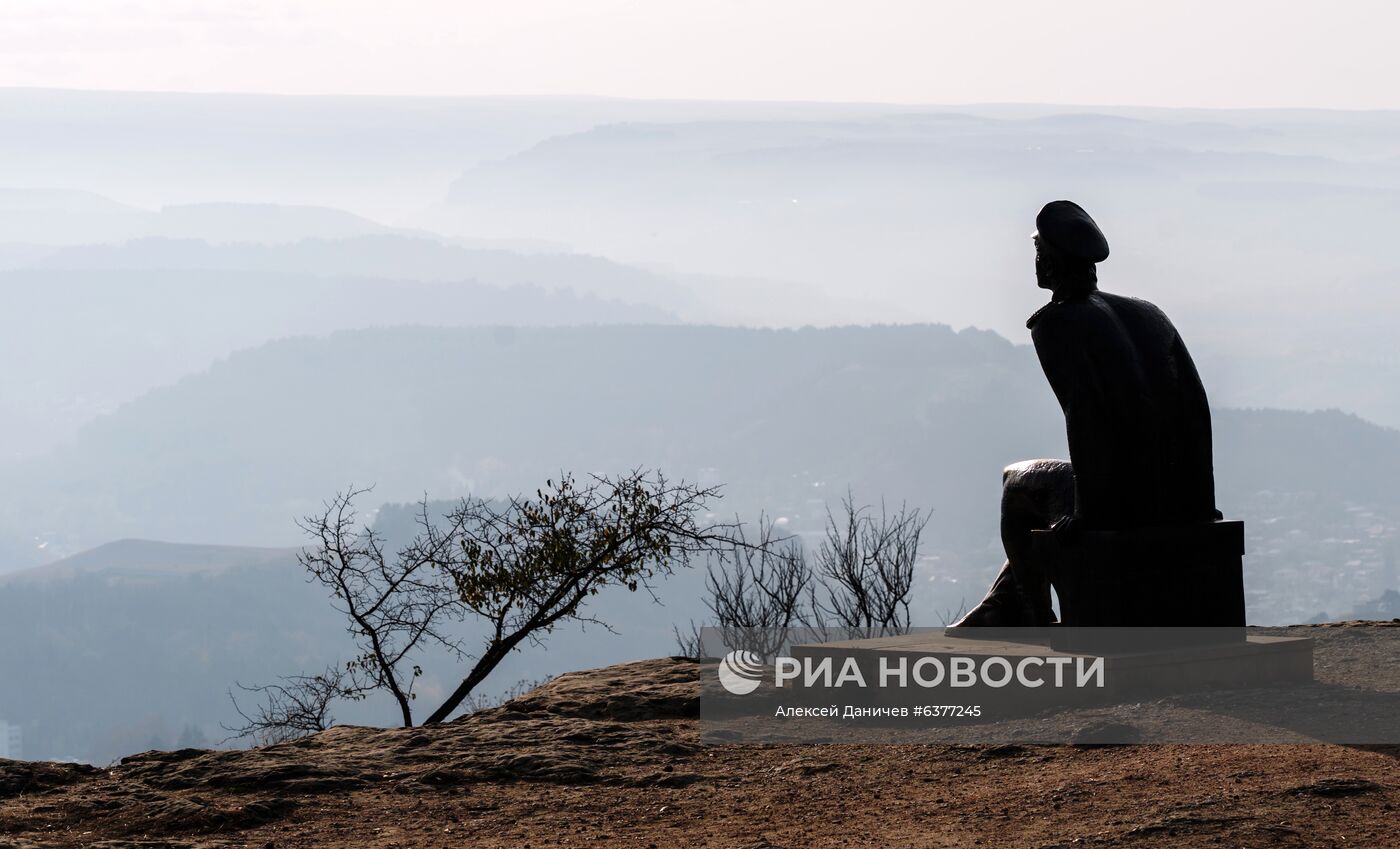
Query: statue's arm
[[1031, 310, 1114, 526], [1168, 329, 1222, 518], [1029, 311, 1096, 421]]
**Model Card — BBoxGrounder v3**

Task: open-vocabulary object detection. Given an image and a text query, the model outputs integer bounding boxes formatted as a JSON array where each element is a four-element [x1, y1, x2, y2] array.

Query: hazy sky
[[1, 0, 1396, 109]]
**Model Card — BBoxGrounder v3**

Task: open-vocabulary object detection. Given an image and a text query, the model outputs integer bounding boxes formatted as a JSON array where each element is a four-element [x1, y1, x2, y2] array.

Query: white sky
[[1, 0, 1397, 108]]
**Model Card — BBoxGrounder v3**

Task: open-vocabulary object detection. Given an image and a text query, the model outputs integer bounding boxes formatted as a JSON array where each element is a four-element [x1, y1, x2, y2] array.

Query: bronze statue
[[952, 201, 1221, 628]]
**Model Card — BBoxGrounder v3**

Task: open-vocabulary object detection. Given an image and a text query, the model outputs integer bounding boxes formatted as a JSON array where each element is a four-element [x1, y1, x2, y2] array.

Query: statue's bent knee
[[948, 460, 1072, 629], [1002, 459, 1074, 526]]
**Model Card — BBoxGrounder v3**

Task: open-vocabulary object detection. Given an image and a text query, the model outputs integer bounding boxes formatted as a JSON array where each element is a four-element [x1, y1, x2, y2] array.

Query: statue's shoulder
[[1030, 291, 1171, 332], [1098, 291, 1180, 336], [1099, 291, 1165, 317], [1025, 302, 1056, 329], [1026, 293, 1105, 332]]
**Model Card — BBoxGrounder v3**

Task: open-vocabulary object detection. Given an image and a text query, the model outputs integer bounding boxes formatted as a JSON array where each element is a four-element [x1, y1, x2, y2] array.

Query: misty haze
[[0, 2, 1398, 844], [0, 89, 1396, 767]]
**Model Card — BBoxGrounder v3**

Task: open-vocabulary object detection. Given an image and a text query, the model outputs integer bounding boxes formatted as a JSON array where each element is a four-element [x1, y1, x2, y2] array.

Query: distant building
[[0, 720, 21, 760]]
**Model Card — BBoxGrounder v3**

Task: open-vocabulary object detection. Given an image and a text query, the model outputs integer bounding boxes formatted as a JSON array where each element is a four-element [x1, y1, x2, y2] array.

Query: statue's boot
[[1007, 553, 1056, 627], [948, 560, 1032, 628]]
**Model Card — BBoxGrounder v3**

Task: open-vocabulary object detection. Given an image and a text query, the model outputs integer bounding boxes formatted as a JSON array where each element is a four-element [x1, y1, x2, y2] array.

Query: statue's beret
[[1035, 200, 1109, 263]]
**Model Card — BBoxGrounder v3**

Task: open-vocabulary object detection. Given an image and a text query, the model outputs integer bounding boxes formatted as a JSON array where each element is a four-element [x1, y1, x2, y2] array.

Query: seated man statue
[[952, 200, 1221, 629]]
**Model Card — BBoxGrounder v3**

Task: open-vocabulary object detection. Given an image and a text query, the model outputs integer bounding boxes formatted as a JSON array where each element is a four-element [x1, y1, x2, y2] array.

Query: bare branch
[[809, 491, 930, 639], [672, 620, 706, 659], [222, 665, 366, 745], [703, 514, 811, 659], [294, 486, 468, 727]]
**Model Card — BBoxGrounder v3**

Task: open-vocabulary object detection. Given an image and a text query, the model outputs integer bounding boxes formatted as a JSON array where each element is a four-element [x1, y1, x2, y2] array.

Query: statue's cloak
[[1028, 291, 1218, 528]]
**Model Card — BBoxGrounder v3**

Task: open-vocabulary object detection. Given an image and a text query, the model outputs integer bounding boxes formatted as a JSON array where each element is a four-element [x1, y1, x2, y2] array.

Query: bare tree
[[702, 516, 811, 659], [223, 665, 365, 745], [810, 492, 929, 639], [421, 470, 733, 723], [230, 469, 737, 738], [685, 495, 931, 653], [297, 488, 467, 727], [672, 620, 706, 659]]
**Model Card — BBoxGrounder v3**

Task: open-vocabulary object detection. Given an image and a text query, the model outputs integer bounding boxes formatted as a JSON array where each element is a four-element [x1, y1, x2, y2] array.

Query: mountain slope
[[0, 541, 342, 764], [0, 257, 679, 457], [0, 539, 296, 584], [1, 323, 1056, 558], [428, 111, 1400, 427], [3, 324, 1397, 623]]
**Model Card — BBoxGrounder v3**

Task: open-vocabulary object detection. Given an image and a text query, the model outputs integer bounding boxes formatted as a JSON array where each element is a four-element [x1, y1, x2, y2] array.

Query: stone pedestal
[[1034, 519, 1247, 645]]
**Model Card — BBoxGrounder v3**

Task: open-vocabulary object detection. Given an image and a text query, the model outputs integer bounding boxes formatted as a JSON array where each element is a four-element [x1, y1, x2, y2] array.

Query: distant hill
[[2, 324, 1397, 621], [0, 247, 680, 458], [1346, 589, 1400, 620], [0, 323, 1052, 558], [7, 90, 1400, 425], [153, 202, 402, 243], [0, 187, 137, 214], [14, 234, 875, 326], [0, 539, 297, 584], [425, 111, 1400, 428], [0, 233, 864, 460], [0, 89, 914, 220], [18, 235, 699, 311], [0, 539, 337, 763], [0, 195, 409, 245]]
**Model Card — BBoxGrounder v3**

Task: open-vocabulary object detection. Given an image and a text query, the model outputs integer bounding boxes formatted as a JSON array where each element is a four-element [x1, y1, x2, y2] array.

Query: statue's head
[[1033, 200, 1108, 295]]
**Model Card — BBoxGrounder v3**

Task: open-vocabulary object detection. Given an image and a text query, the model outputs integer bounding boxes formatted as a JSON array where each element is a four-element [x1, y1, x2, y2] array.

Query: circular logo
[[717, 650, 765, 695]]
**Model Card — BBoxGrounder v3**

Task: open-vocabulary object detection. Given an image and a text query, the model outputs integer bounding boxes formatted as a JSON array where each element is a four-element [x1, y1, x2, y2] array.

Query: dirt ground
[[3, 624, 1399, 848]]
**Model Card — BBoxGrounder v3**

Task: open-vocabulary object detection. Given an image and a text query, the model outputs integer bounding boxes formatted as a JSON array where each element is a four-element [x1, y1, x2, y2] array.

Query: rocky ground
[[3, 625, 1399, 848]]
